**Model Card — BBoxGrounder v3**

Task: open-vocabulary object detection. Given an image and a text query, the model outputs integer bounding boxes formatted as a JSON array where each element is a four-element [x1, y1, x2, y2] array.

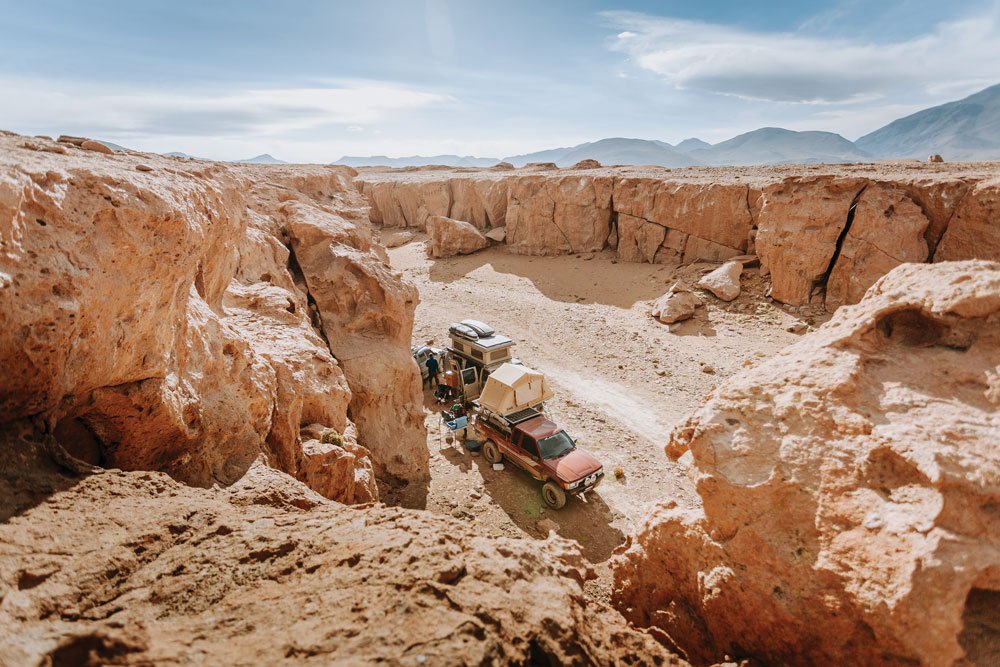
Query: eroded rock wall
[[356, 166, 1000, 310], [0, 132, 427, 501], [611, 261, 1000, 666]]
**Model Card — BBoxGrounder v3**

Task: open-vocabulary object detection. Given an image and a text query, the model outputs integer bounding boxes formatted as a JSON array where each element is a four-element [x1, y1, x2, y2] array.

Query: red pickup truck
[[475, 407, 604, 509]]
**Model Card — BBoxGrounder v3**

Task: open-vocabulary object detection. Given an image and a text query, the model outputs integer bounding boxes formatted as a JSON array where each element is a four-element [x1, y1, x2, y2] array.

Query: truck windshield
[[538, 431, 575, 459]]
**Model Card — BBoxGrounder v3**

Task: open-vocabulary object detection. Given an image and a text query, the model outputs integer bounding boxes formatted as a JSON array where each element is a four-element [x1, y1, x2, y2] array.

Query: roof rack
[[504, 407, 543, 424]]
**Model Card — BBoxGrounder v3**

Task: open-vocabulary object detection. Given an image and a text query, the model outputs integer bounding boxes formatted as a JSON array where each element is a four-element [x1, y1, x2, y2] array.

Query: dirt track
[[386, 238, 827, 600]]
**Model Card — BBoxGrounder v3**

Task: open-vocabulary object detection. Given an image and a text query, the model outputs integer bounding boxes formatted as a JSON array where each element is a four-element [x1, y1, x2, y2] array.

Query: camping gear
[[477, 363, 554, 417], [448, 322, 479, 341]]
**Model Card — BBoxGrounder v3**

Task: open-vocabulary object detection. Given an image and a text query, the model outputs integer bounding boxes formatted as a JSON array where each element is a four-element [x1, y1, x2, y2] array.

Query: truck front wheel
[[483, 440, 503, 465], [542, 482, 567, 509]]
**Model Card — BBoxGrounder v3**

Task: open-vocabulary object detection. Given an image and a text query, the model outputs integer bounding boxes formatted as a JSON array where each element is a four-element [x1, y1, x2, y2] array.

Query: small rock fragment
[[135, 164, 154, 172], [537, 518, 560, 535], [650, 284, 700, 324], [697, 261, 743, 301], [485, 226, 506, 243]]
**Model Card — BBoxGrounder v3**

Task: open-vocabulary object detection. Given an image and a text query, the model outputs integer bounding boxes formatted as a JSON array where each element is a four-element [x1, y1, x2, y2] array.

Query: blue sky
[[1, 0, 998, 161]]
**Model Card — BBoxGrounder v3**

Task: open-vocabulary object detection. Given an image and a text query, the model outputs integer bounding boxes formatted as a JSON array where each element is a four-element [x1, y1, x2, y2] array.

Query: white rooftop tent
[[477, 363, 554, 416]]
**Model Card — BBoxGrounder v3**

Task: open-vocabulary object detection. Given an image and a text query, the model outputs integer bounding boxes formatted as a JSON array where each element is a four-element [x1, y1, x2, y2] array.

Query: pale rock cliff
[[611, 261, 1000, 666], [0, 132, 427, 501], [356, 164, 1000, 311]]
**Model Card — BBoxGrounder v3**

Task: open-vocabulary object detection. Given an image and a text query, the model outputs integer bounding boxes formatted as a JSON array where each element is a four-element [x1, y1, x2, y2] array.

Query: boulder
[[485, 226, 507, 243], [56, 134, 87, 146], [929, 154, 944, 163], [696, 261, 742, 301], [81, 139, 114, 155], [651, 284, 700, 324], [613, 261, 1000, 666], [426, 215, 489, 257], [572, 159, 602, 169]]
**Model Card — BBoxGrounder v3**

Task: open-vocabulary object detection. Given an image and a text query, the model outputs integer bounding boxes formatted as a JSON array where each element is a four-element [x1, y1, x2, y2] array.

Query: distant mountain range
[[856, 83, 1000, 160], [333, 154, 500, 168], [504, 138, 696, 167], [334, 82, 1000, 167], [162, 151, 289, 164], [236, 153, 286, 164]]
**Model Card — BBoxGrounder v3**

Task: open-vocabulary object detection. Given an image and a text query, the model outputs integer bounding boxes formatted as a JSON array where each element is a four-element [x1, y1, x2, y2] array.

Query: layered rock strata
[[611, 261, 1000, 666], [0, 131, 427, 501], [357, 163, 1000, 310]]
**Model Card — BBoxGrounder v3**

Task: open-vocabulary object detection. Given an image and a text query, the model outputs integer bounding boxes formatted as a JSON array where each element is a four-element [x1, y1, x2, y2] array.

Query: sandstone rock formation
[[426, 215, 489, 257], [651, 284, 700, 324], [935, 178, 1000, 264], [696, 261, 742, 301], [356, 164, 1000, 312], [0, 131, 426, 501], [0, 437, 685, 666], [612, 261, 1000, 666], [825, 183, 929, 308], [506, 175, 614, 255]]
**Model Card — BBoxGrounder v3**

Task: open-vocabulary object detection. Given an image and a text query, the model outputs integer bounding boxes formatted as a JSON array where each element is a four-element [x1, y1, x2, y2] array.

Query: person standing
[[425, 354, 440, 389]]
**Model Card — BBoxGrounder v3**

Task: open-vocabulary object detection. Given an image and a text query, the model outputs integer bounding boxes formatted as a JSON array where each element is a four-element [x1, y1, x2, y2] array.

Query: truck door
[[461, 367, 481, 400], [518, 436, 545, 480]]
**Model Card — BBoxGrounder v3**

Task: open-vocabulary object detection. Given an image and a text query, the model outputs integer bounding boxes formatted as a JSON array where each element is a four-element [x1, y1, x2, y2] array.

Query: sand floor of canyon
[[384, 237, 830, 601]]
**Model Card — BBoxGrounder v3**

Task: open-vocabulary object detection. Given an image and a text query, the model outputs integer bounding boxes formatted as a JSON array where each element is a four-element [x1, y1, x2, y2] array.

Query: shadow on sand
[[426, 247, 672, 310], [469, 452, 625, 563]]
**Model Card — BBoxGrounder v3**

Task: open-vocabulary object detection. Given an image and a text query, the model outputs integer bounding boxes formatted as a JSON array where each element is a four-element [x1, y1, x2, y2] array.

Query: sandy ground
[[385, 237, 828, 602]]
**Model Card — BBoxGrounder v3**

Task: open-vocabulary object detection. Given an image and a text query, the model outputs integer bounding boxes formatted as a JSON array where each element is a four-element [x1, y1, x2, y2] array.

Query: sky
[[1, 0, 998, 161]]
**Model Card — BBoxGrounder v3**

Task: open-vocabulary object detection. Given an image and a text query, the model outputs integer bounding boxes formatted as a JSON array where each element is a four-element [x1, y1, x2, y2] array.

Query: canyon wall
[[611, 260, 1000, 666], [358, 165, 1000, 310], [0, 132, 427, 501]]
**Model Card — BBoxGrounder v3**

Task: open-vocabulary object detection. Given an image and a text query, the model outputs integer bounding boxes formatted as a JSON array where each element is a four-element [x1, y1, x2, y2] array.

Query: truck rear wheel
[[483, 440, 503, 465], [542, 482, 567, 509]]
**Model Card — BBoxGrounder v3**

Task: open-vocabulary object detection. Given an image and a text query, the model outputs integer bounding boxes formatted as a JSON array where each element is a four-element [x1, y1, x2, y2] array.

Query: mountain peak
[[856, 81, 1000, 159], [238, 154, 287, 164]]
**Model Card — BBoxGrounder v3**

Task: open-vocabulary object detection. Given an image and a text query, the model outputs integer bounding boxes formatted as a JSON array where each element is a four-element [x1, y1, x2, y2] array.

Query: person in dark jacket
[[425, 355, 440, 388]]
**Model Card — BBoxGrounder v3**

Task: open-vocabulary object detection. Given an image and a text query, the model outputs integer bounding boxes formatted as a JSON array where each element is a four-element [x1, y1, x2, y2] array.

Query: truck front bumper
[[568, 471, 604, 495]]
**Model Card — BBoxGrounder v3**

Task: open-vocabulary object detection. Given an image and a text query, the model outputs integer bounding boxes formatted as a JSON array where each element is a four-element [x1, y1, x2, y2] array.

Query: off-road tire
[[483, 440, 503, 465], [542, 482, 567, 509]]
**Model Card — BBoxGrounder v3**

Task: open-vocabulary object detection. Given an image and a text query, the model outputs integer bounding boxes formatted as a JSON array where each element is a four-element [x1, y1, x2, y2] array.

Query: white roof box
[[449, 322, 479, 341], [461, 319, 495, 337]]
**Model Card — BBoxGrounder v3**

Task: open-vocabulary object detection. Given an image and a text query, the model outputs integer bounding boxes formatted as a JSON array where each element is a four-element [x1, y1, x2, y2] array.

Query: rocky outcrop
[[357, 165, 1000, 312], [506, 175, 614, 255], [0, 438, 685, 666], [935, 178, 1000, 263], [426, 215, 489, 257], [0, 131, 426, 501], [612, 261, 1000, 666], [824, 183, 930, 308]]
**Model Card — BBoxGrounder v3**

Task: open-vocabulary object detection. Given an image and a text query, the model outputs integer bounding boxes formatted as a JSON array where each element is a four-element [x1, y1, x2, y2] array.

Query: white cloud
[[0, 76, 451, 140], [602, 9, 1000, 104]]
